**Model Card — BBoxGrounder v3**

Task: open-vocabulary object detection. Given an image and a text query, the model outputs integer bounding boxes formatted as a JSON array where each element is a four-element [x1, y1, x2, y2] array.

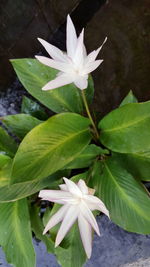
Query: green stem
[[81, 90, 99, 140]]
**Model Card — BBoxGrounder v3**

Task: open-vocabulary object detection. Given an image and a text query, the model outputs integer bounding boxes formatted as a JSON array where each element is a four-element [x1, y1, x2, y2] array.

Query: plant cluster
[[0, 15, 150, 267]]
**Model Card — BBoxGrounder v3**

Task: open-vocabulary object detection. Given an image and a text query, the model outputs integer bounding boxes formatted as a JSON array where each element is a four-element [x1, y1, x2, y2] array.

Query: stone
[[0, 0, 81, 91], [85, 0, 150, 115]]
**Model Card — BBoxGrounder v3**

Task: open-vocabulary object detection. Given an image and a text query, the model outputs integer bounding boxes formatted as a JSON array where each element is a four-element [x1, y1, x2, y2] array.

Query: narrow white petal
[[78, 179, 88, 194], [83, 60, 103, 75], [59, 184, 68, 191], [37, 38, 67, 62], [63, 177, 82, 197], [43, 204, 69, 234], [83, 44, 87, 57], [67, 15, 78, 59], [55, 205, 79, 247], [80, 202, 100, 236], [42, 74, 74, 91], [73, 29, 85, 66], [78, 213, 92, 259], [35, 56, 71, 73], [86, 37, 107, 63], [84, 195, 110, 218], [39, 190, 73, 204], [74, 76, 88, 90]]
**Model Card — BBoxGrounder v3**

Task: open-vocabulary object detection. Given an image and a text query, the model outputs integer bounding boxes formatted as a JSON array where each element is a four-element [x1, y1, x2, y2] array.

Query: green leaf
[[99, 101, 150, 153], [0, 127, 17, 157], [0, 170, 69, 202], [0, 154, 12, 186], [11, 59, 94, 114], [92, 157, 150, 234], [30, 205, 54, 253], [120, 90, 138, 107], [21, 96, 48, 120], [113, 152, 150, 181], [11, 113, 91, 183], [0, 198, 35, 267], [2, 114, 42, 139], [65, 144, 109, 169]]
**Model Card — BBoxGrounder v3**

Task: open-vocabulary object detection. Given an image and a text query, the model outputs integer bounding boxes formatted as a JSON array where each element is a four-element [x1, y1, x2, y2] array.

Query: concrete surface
[[0, 216, 150, 267]]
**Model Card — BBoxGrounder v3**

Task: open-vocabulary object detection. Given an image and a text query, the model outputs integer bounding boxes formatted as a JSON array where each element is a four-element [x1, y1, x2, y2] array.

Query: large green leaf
[[2, 114, 42, 139], [99, 101, 150, 153], [0, 170, 69, 203], [0, 154, 12, 186], [120, 90, 138, 107], [0, 199, 35, 267], [92, 157, 150, 234], [11, 113, 91, 183], [113, 152, 150, 181], [11, 59, 94, 114], [65, 144, 108, 169], [21, 96, 48, 120], [0, 126, 17, 157]]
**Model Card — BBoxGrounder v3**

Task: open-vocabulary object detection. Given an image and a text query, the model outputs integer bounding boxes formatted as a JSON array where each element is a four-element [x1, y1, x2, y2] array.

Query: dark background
[[0, 0, 150, 115]]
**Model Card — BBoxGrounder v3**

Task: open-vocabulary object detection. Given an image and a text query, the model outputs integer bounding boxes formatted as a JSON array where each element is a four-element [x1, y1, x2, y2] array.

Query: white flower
[[39, 177, 109, 259], [35, 15, 107, 91]]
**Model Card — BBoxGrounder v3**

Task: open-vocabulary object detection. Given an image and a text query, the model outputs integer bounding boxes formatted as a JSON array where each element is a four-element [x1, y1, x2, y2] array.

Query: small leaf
[[0, 127, 17, 157], [2, 114, 42, 139], [92, 157, 150, 234], [11, 113, 91, 183], [21, 96, 48, 120], [0, 199, 35, 267], [65, 144, 108, 169], [99, 101, 150, 153], [11, 59, 93, 114], [120, 90, 138, 107]]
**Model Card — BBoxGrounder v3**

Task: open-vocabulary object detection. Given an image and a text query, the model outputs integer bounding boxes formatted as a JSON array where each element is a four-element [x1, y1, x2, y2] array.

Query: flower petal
[[78, 213, 92, 259], [86, 37, 107, 63], [66, 15, 78, 59], [80, 202, 100, 236], [84, 195, 110, 218], [78, 179, 88, 194], [74, 76, 88, 90], [55, 205, 79, 247], [42, 73, 74, 91], [73, 29, 85, 67], [63, 177, 82, 197], [39, 190, 73, 204], [35, 56, 71, 73], [83, 60, 103, 75], [43, 204, 69, 234], [59, 184, 68, 191], [37, 38, 67, 62]]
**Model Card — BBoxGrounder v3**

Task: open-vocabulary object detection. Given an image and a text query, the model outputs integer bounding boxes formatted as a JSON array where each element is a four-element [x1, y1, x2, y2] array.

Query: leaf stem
[[81, 90, 99, 141]]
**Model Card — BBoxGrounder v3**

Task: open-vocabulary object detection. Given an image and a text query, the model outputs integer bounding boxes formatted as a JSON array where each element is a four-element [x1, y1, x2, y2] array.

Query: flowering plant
[[0, 14, 150, 267]]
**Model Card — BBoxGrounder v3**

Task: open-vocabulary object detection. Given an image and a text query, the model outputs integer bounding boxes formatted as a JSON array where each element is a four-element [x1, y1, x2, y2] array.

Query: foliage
[[0, 54, 149, 267]]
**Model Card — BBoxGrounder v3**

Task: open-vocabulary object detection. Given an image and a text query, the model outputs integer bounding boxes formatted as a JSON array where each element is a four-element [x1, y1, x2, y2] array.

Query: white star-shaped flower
[[39, 177, 109, 259], [35, 15, 107, 91]]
